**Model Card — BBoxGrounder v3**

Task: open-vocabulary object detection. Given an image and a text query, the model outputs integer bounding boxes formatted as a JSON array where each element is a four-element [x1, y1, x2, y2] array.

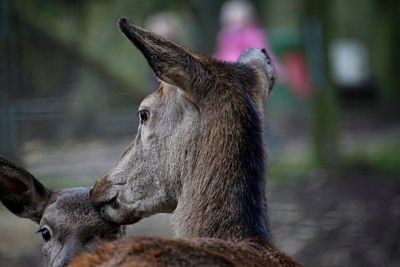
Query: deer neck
[[174, 95, 270, 242]]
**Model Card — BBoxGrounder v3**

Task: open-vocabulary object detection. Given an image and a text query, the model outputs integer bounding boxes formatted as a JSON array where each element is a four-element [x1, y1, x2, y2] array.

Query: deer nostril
[[109, 195, 120, 209]]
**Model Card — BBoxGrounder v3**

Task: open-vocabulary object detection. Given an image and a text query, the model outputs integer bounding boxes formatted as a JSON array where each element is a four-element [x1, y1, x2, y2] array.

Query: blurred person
[[214, 0, 310, 100], [214, 1, 276, 66]]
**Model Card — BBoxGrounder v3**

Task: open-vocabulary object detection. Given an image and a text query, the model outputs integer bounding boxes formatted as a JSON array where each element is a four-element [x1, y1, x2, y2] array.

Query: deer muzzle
[[90, 175, 116, 206]]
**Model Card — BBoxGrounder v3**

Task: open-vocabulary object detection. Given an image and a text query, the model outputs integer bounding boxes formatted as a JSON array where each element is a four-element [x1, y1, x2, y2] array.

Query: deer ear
[[237, 48, 276, 102], [118, 18, 207, 99], [0, 157, 51, 223]]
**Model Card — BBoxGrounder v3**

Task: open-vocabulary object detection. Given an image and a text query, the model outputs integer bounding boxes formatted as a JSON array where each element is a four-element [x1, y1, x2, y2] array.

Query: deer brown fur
[[74, 17, 301, 266], [71, 238, 297, 267]]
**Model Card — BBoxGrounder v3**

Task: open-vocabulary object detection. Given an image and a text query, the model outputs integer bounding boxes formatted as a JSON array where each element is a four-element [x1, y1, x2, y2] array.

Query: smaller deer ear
[[237, 48, 276, 101], [0, 157, 51, 223]]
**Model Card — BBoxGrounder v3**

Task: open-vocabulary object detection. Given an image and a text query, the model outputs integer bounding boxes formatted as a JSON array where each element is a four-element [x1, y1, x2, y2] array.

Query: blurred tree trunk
[[371, 0, 400, 114], [188, 0, 224, 54], [304, 0, 340, 168], [0, 0, 19, 162]]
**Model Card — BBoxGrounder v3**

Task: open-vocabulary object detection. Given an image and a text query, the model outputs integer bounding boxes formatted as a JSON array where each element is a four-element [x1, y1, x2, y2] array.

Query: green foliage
[[310, 89, 340, 168], [343, 140, 400, 177], [267, 156, 314, 186], [10, 0, 191, 97]]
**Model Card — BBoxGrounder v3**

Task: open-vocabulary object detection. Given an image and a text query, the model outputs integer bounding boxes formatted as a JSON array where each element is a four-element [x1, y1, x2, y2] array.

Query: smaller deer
[[0, 156, 124, 267]]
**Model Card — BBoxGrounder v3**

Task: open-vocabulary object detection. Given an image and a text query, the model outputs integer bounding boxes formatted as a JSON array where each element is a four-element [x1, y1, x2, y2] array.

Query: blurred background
[[0, 0, 399, 266]]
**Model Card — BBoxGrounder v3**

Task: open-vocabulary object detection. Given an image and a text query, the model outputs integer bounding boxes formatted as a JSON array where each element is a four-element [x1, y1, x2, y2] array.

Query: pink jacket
[[214, 24, 268, 62]]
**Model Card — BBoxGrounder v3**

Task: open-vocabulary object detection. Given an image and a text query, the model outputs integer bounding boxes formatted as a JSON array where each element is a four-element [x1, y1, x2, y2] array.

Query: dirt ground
[[269, 167, 400, 266]]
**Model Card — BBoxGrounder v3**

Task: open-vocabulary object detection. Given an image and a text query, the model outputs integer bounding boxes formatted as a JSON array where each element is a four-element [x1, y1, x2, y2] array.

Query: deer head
[[90, 18, 276, 241], [0, 157, 124, 267]]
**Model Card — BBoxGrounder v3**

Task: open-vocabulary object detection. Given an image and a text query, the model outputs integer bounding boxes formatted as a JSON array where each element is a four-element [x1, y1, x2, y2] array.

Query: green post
[[371, 0, 400, 112], [304, 0, 340, 168]]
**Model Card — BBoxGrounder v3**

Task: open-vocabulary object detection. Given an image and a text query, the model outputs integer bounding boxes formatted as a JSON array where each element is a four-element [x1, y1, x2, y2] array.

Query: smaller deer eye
[[138, 110, 149, 124], [37, 227, 51, 242]]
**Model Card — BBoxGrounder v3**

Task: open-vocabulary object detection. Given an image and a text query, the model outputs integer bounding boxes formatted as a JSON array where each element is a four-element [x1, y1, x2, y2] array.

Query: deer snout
[[90, 175, 116, 206]]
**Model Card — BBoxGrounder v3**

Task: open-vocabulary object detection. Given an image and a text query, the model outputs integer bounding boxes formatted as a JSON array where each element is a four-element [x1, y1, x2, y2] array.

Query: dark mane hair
[[176, 61, 270, 242]]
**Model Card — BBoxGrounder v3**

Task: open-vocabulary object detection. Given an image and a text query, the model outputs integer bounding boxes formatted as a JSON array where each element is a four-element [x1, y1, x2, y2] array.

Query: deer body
[[79, 18, 301, 266], [71, 238, 296, 267]]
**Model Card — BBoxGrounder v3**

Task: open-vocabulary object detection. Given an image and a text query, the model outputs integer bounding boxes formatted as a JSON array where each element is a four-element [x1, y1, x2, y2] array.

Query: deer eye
[[137, 110, 149, 124], [37, 227, 51, 242]]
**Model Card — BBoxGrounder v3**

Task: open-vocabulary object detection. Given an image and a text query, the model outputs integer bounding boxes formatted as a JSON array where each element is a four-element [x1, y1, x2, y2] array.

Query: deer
[[69, 18, 302, 266], [0, 156, 125, 267]]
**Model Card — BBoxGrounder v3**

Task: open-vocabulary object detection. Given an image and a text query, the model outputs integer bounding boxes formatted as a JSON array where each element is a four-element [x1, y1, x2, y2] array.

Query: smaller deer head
[[0, 157, 124, 267]]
